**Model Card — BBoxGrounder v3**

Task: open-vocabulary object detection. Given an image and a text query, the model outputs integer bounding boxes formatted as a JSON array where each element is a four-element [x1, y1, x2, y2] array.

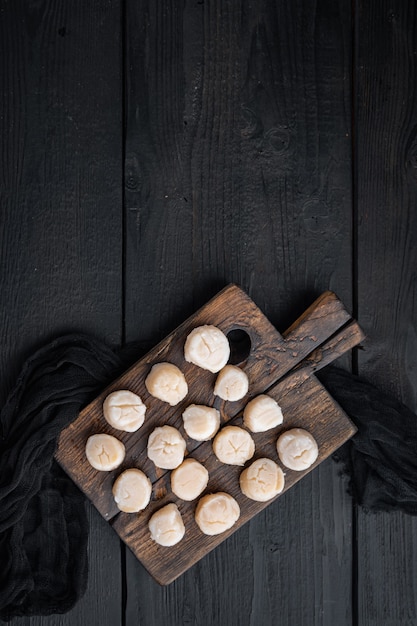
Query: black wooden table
[[1, 1, 417, 625]]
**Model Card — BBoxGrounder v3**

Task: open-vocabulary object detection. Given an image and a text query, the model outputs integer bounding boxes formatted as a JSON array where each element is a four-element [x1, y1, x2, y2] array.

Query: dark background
[[1, 1, 417, 624]]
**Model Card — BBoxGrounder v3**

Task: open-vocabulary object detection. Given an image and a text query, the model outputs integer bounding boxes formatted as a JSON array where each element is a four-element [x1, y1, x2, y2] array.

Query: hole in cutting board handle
[[227, 329, 251, 365]]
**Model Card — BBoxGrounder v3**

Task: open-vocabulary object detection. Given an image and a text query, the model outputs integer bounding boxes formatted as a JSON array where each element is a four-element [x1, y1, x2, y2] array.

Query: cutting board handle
[[281, 291, 364, 376], [283, 291, 350, 341]]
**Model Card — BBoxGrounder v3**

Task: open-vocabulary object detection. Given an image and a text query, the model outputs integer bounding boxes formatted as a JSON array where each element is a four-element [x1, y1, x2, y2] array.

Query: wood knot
[[407, 140, 417, 170], [240, 105, 262, 139], [264, 127, 291, 154], [125, 175, 140, 190], [406, 125, 417, 174], [125, 155, 143, 191], [302, 199, 331, 233]]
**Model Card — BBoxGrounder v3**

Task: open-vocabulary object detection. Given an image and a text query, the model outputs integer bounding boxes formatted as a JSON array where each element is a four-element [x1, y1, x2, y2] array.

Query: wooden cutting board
[[55, 285, 364, 584]]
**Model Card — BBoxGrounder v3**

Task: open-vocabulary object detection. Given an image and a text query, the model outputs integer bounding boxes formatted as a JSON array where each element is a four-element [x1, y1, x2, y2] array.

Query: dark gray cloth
[[0, 335, 122, 621], [1, 335, 416, 620], [319, 367, 417, 515]]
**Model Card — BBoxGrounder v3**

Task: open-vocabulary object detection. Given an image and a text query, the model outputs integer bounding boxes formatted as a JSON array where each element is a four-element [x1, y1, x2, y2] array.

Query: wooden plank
[[355, 1, 417, 624], [56, 286, 359, 584], [56, 285, 282, 519], [113, 371, 356, 584], [55, 286, 354, 520], [123, 0, 353, 622], [0, 1, 123, 625]]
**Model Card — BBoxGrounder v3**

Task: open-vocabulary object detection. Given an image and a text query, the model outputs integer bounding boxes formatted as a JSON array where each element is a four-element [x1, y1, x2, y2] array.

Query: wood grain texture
[[55, 287, 355, 520], [56, 286, 359, 584], [123, 0, 353, 621], [2, 0, 416, 622], [0, 1, 123, 625], [56, 285, 282, 518], [355, 1, 417, 624], [113, 369, 355, 585], [1, 0, 393, 622]]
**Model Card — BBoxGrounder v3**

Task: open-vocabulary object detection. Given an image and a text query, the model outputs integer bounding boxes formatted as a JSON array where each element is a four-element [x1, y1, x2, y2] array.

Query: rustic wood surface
[[1, 0, 416, 624], [56, 286, 359, 583], [113, 368, 356, 585], [55, 287, 354, 521], [355, 2, 417, 625], [0, 2, 124, 626]]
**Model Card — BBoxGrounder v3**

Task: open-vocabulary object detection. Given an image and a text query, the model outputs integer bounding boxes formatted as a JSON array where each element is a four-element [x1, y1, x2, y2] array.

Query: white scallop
[[243, 394, 283, 433], [182, 404, 220, 441], [112, 468, 152, 512], [276, 428, 319, 471], [184, 325, 230, 373], [149, 503, 185, 547], [195, 492, 240, 535], [85, 434, 125, 471], [145, 362, 188, 406], [171, 459, 209, 501], [214, 365, 249, 401], [212, 425, 255, 466], [240, 458, 285, 502], [147, 425, 186, 470], [103, 389, 146, 432]]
